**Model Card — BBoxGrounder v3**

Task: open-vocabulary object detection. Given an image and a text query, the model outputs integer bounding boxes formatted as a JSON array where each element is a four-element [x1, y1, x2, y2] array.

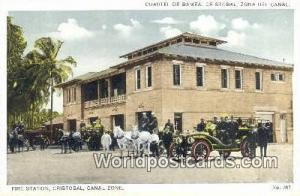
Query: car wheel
[[158, 141, 166, 156], [192, 140, 210, 161], [169, 142, 181, 159]]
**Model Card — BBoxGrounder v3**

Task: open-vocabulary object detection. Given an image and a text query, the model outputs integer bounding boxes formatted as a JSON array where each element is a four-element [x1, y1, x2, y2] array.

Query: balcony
[[84, 94, 126, 109]]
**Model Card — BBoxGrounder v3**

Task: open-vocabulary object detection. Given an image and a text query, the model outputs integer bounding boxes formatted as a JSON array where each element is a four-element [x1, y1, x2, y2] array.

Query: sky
[[9, 10, 294, 113]]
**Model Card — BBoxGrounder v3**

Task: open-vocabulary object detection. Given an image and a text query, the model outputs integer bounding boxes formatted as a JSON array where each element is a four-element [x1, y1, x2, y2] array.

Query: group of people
[[8, 122, 45, 152], [79, 119, 117, 152], [140, 112, 158, 134], [196, 116, 240, 136]]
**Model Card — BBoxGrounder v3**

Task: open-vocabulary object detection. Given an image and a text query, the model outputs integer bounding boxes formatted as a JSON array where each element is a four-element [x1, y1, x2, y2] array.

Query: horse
[[58, 131, 71, 154], [7, 129, 30, 153], [127, 126, 161, 157], [113, 126, 136, 157], [7, 131, 18, 153]]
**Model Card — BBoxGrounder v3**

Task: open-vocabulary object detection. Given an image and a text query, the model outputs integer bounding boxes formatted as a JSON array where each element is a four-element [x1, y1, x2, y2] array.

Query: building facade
[[57, 32, 293, 143]]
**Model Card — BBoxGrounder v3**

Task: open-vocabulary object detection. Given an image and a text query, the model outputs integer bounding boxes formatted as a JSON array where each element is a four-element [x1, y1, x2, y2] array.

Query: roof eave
[[160, 53, 293, 70], [55, 79, 81, 88], [113, 52, 162, 69], [119, 33, 227, 59]]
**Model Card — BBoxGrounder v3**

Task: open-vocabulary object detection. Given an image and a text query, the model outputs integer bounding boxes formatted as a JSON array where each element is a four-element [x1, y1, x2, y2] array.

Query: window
[[67, 89, 71, 103], [173, 64, 181, 86], [221, 68, 229, 88], [146, 65, 152, 88], [83, 81, 98, 101], [67, 87, 76, 103], [235, 69, 242, 89], [73, 87, 76, 102], [278, 74, 284, 81], [135, 67, 141, 90], [271, 73, 284, 81], [271, 73, 275, 81], [196, 64, 204, 87], [99, 80, 109, 98], [255, 71, 262, 91]]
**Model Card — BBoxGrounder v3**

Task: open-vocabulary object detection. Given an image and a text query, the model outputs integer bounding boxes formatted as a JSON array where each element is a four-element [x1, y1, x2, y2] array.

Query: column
[[106, 78, 111, 103], [97, 80, 100, 101]]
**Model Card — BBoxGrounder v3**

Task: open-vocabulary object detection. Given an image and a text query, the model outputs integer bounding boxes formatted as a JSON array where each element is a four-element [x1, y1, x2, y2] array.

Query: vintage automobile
[[169, 123, 256, 160]]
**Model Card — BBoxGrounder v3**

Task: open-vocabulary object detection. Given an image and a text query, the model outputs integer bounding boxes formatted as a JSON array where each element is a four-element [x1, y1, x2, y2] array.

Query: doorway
[[67, 119, 77, 132], [136, 111, 152, 130], [174, 113, 182, 132], [255, 111, 274, 142], [89, 117, 98, 125], [112, 114, 125, 130]]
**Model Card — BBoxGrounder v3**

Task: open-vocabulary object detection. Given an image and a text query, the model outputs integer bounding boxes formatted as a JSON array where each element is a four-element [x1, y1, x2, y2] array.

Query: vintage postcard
[[1, 0, 299, 195]]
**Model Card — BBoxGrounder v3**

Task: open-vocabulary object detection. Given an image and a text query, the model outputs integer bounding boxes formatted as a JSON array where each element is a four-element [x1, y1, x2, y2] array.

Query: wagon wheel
[[219, 151, 231, 159], [87, 142, 93, 151], [24, 139, 30, 151], [9, 143, 15, 153], [72, 145, 80, 152], [44, 138, 50, 149], [241, 139, 256, 158], [169, 142, 183, 160], [192, 140, 210, 161], [158, 141, 166, 156]]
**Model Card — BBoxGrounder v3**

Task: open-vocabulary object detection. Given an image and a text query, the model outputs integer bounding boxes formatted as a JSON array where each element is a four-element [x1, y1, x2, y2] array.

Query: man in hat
[[101, 129, 112, 156], [257, 123, 269, 157], [164, 119, 174, 133], [148, 112, 158, 134], [196, 118, 206, 132]]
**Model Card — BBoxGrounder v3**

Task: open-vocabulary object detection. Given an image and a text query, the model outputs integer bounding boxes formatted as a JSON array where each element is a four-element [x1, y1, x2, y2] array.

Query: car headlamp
[[174, 137, 183, 144], [187, 137, 195, 144]]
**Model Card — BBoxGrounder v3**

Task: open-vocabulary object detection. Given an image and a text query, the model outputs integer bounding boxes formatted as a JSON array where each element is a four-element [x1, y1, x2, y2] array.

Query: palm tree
[[24, 37, 76, 139]]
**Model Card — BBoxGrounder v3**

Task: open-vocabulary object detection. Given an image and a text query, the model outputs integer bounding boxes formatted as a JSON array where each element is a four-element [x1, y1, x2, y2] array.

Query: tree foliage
[[7, 16, 28, 114], [7, 17, 76, 129]]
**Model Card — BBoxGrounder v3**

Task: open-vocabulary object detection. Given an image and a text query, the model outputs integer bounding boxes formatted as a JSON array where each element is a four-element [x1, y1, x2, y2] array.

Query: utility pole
[[50, 70, 54, 144]]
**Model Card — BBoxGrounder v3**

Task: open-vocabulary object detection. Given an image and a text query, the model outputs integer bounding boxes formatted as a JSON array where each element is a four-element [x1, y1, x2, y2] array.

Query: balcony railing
[[84, 94, 126, 108]]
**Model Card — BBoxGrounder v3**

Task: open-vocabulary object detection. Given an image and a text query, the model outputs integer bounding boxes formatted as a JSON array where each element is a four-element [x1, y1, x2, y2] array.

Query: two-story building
[[56, 32, 293, 143]]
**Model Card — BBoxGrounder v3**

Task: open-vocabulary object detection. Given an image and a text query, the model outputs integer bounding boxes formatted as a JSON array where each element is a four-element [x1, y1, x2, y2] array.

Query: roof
[[120, 32, 227, 59], [44, 116, 64, 125], [56, 33, 292, 88], [55, 68, 122, 87], [157, 43, 293, 68], [55, 72, 96, 87]]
